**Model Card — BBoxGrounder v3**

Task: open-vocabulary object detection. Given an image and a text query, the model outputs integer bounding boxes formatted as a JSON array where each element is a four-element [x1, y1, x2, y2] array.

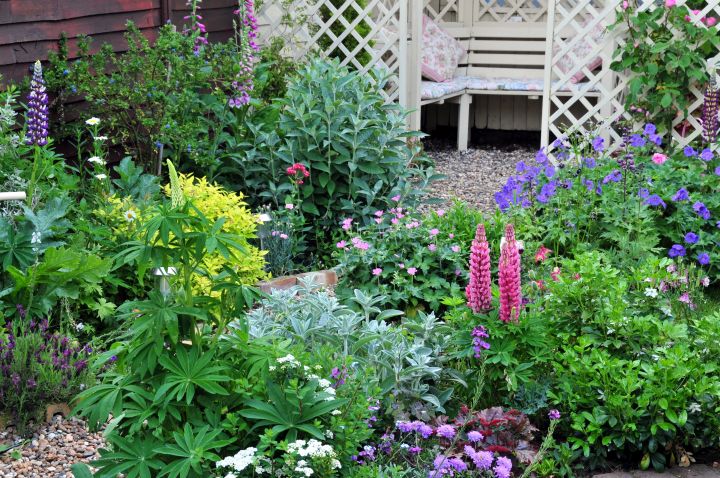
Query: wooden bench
[[419, 20, 600, 150]]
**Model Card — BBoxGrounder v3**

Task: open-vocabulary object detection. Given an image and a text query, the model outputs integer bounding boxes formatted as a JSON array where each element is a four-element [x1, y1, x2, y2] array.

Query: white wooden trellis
[[544, 0, 720, 154], [257, 0, 720, 151], [256, 0, 410, 105]]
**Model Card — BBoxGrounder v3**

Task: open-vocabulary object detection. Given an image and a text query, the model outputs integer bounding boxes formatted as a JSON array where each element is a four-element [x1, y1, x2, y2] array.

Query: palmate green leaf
[[156, 424, 232, 478], [155, 346, 230, 405], [93, 435, 164, 478]]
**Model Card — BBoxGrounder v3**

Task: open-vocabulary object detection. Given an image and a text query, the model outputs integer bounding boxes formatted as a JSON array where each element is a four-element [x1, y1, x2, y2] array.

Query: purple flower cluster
[[428, 455, 467, 477], [229, 0, 260, 107], [182, 0, 209, 56], [396, 420, 434, 438], [471, 326, 490, 358], [0, 318, 92, 405], [25, 61, 49, 146]]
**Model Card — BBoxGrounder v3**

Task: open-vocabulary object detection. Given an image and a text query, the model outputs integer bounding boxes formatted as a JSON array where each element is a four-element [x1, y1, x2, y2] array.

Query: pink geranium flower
[[665, 0, 676, 7], [336, 240, 347, 249], [372, 267, 382, 276], [391, 195, 401, 202], [407, 267, 417, 276], [428, 244, 437, 251], [429, 228, 439, 236], [652, 153, 668, 165]]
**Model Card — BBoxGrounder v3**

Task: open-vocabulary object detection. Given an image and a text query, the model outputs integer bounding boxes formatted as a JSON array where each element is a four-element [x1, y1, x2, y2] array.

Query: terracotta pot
[[45, 403, 71, 423]]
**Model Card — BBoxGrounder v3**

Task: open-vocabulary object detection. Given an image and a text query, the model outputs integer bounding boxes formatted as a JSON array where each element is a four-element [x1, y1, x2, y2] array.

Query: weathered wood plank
[[0, 0, 157, 25], [0, 9, 160, 44]]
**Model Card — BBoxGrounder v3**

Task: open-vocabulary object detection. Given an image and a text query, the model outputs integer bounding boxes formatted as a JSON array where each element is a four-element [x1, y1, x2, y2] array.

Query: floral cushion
[[421, 15, 467, 82], [464, 77, 599, 92], [421, 77, 468, 100], [553, 19, 605, 83]]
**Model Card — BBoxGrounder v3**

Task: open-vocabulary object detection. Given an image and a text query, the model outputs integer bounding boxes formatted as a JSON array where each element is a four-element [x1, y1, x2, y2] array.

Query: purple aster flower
[[494, 463, 512, 478], [396, 421, 414, 433], [638, 188, 650, 199], [466, 447, 494, 470], [584, 156, 596, 168], [693, 201, 711, 220], [644, 123, 657, 135], [582, 179, 594, 191], [668, 244, 686, 258], [603, 170, 622, 183], [684, 232, 699, 244], [629, 134, 646, 148], [644, 195, 666, 209], [684, 146, 697, 157], [698, 252, 710, 265], [715, 166, 720, 176], [549, 409, 561, 420], [436, 424, 456, 439], [592, 136, 605, 152], [467, 431, 484, 442], [672, 188, 690, 202], [25, 61, 49, 146], [700, 148, 714, 161], [409, 446, 422, 454]]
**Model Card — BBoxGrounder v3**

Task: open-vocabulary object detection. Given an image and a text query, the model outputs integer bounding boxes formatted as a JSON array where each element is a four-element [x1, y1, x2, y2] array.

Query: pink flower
[[455, 268, 462, 276], [391, 195, 401, 202], [351, 237, 370, 250], [449, 233, 454, 239], [451, 245, 461, 253], [407, 267, 417, 276], [429, 228, 439, 236], [399, 263, 405, 269], [551, 267, 561, 282], [372, 267, 382, 276], [336, 240, 348, 249], [342, 218, 353, 230], [280, 233, 288, 239], [665, 0, 676, 6], [465, 224, 493, 313], [534, 245, 552, 263], [436, 209, 446, 216], [622, 0, 628, 9], [702, 277, 710, 287], [652, 153, 668, 165], [498, 224, 522, 323], [374, 218, 382, 224], [706, 17, 718, 26], [391, 218, 399, 225], [285, 203, 294, 210], [428, 244, 437, 251]]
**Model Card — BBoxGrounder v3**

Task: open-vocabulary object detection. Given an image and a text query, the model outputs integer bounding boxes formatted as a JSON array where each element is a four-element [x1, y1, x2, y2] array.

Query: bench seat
[[421, 76, 599, 101]]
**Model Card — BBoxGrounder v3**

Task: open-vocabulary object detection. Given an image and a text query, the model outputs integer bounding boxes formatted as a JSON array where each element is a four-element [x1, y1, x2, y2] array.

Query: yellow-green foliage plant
[[164, 174, 269, 294]]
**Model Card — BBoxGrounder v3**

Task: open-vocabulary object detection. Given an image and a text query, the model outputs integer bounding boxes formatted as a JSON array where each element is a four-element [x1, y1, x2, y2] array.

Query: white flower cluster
[[276, 354, 301, 368], [286, 439, 341, 476], [216, 447, 258, 473]]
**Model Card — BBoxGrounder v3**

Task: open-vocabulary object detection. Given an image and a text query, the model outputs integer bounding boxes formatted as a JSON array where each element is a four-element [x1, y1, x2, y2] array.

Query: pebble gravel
[[0, 416, 104, 478], [423, 140, 534, 212]]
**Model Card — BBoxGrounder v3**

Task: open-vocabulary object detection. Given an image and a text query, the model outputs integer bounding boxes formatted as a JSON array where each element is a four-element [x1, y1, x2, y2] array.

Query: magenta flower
[[342, 218, 353, 230], [429, 228, 439, 236], [451, 245, 461, 253], [498, 224, 522, 323], [436, 209, 446, 216], [336, 240, 347, 249], [428, 244, 437, 252], [466, 224, 492, 313], [548, 409, 561, 420], [407, 267, 417, 276], [391, 195, 401, 202], [372, 267, 382, 276]]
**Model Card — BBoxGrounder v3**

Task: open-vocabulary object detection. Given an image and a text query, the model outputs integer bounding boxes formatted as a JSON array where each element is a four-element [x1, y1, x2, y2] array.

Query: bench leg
[[457, 94, 472, 151]]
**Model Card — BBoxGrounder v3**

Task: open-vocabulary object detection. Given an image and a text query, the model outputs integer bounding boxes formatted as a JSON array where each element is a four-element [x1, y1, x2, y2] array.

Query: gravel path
[[0, 416, 104, 478], [424, 142, 534, 212]]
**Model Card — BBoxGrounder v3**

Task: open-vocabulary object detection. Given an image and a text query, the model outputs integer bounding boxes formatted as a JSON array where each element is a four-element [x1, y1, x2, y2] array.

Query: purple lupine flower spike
[[25, 60, 49, 147], [701, 75, 719, 144]]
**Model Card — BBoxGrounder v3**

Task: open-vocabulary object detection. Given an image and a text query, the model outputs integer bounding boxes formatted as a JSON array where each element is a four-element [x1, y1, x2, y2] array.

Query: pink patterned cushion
[[554, 19, 605, 83], [421, 15, 467, 82]]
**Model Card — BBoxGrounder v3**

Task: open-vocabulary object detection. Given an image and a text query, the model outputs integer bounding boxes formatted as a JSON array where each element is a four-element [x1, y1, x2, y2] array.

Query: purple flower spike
[[25, 61, 49, 146]]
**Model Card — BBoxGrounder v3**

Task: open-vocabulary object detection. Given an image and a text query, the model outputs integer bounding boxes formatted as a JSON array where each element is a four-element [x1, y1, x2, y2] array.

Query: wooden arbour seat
[[419, 21, 600, 150]]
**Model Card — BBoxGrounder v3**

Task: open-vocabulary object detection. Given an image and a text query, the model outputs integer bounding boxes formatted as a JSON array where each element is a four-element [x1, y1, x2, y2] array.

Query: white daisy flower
[[85, 117, 101, 126]]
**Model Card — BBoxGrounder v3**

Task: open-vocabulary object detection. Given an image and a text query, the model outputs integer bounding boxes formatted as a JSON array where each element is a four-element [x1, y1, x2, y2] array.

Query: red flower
[[534, 245, 551, 263]]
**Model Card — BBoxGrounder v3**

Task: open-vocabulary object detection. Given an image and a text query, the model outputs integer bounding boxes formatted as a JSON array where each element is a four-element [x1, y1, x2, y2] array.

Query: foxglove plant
[[466, 223, 492, 313], [229, 0, 260, 107], [183, 0, 209, 56], [25, 60, 49, 147], [498, 224, 522, 323]]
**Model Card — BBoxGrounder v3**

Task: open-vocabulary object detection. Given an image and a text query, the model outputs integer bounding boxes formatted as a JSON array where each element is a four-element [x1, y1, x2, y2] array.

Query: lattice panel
[[424, 0, 461, 23], [545, 0, 720, 154], [476, 0, 548, 23], [257, 0, 407, 102]]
